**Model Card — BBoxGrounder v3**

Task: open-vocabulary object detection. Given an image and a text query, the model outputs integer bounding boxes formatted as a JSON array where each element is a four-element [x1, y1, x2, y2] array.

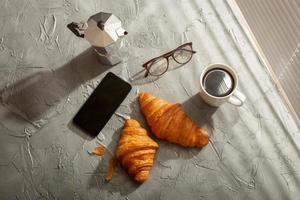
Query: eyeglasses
[[143, 42, 196, 77]]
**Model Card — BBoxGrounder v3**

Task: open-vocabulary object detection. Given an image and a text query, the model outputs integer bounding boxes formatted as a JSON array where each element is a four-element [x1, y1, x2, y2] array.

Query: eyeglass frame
[[142, 42, 196, 77]]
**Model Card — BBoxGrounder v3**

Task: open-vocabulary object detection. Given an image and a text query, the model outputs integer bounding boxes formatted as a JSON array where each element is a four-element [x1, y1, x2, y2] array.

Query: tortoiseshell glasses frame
[[143, 42, 196, 77]]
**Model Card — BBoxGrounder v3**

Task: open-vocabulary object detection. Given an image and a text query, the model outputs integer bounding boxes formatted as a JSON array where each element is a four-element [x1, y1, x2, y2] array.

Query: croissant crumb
[[105, 158, 117, 182], [92, 145, 106, 156]]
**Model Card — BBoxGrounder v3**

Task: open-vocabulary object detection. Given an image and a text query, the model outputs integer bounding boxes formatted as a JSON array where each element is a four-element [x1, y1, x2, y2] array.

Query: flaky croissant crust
[[139, 92, 209, 148], [116, 119, 159, 183]]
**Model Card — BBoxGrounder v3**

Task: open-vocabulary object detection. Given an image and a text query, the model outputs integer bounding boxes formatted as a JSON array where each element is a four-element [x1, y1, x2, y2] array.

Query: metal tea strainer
[[203, 69, 234, 97]]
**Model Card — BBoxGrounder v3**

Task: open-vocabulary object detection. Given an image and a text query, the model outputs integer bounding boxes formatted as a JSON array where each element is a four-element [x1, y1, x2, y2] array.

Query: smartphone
[[73, 72, 132, 137]]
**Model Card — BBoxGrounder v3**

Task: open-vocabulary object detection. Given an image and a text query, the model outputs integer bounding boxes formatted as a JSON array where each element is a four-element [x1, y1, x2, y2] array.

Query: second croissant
[[139, 92, 209, 148]]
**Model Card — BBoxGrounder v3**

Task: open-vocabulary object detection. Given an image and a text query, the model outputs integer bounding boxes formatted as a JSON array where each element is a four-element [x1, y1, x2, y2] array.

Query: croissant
[[139, 92, 209, 148], [116, 119, 159, 183]]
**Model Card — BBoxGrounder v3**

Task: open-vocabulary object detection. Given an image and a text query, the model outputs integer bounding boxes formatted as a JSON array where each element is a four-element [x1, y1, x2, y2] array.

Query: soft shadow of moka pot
[[67, 12, 128, 66]]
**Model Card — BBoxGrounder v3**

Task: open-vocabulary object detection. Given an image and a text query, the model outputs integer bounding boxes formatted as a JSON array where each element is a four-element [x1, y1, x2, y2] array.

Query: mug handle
[[227, 90, 246, 106]]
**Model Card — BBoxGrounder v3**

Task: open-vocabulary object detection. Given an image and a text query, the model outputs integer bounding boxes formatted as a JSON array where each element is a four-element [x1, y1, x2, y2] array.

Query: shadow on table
[[182, 92, 217, 127], [0, 47, 112, 123]]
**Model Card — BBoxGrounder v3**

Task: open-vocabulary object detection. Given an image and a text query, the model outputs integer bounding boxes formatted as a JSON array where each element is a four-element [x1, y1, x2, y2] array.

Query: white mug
[[199, 63, 246, 107]]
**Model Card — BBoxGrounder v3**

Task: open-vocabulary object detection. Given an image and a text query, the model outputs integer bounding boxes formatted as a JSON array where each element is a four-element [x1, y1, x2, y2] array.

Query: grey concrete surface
[[0, 0, 300, 199]]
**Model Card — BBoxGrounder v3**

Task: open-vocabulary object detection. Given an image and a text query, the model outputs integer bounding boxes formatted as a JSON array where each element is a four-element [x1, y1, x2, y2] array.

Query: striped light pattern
[[234, 0, 300, 124]]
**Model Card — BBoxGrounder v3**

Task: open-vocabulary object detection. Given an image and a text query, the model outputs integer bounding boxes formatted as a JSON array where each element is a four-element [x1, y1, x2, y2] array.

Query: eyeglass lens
[[148, 57, 169, 76], [173, 45, 193, 64]]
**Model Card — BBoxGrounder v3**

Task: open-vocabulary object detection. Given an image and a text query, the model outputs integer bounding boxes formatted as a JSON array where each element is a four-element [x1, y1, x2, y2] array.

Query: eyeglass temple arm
[[179, 49, 196, 54], [144, 69, 150, 77], [129, 68, 147, 79], [142, 65, 150, 77]]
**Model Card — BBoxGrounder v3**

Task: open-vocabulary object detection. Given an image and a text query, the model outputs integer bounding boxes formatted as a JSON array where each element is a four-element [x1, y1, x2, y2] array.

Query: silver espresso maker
[[68, 12, 128, 66]]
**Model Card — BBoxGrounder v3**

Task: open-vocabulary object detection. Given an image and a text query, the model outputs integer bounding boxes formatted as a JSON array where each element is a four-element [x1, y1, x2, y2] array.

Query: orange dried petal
[[105, 158, 117, 182], [92, 145, 106, 156]]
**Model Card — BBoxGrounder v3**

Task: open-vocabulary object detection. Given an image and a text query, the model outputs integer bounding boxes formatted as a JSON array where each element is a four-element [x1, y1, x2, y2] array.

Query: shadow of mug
[[182, 93, 217, 128]]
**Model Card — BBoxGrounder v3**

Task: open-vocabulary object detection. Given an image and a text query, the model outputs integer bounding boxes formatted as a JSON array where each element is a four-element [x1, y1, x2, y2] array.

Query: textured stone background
[[0, 0, 300, 199]]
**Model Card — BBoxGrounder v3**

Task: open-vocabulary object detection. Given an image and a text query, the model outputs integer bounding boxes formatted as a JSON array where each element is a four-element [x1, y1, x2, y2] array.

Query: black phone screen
[[73, 72, 132, 137]]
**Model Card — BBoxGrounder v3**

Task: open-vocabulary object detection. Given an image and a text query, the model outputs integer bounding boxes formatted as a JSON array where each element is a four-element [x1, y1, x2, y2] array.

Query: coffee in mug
[[199, 63, 245, 107], [202, 68, 234, 97]]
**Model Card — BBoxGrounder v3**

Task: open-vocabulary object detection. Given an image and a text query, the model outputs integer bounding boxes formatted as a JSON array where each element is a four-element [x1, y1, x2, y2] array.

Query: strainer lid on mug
[[203, 68, 234, 97]]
